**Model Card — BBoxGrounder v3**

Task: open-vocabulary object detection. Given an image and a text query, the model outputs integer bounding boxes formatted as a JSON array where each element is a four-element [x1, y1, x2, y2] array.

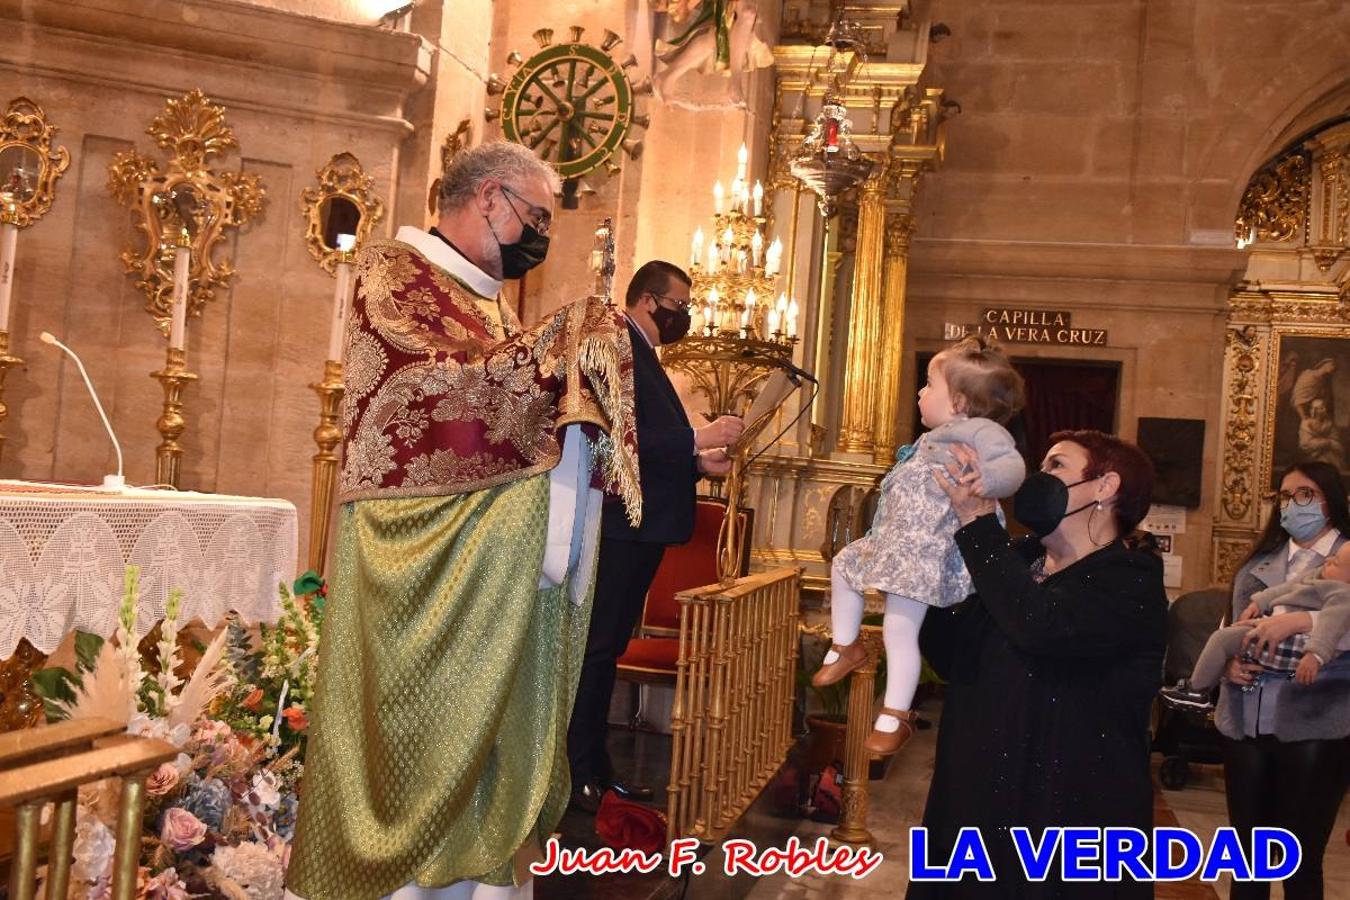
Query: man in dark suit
[[567, 260, 744, 812]]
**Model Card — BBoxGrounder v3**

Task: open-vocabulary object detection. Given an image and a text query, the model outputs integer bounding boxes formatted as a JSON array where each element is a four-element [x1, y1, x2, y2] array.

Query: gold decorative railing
[[0, 717, 178, 900], [666, 566, 802, 843]]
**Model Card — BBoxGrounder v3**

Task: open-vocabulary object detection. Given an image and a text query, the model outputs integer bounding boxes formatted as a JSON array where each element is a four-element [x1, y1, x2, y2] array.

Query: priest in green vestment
[[286, 142, 641, 900]]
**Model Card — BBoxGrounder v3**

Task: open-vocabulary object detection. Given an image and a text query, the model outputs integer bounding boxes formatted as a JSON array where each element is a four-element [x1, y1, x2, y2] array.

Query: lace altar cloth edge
[[0, 480, 298, 657]]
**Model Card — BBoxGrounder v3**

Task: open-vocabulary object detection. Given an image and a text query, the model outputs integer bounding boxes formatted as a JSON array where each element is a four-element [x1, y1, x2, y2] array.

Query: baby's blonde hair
[[933, 335, 1025, 425]]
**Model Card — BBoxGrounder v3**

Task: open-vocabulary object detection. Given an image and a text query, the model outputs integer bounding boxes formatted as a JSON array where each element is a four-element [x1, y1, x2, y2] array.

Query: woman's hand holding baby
[[933, 443, 997, 526]]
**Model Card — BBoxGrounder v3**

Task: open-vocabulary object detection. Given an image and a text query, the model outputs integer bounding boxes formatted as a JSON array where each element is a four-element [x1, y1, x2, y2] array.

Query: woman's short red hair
[[1049, 429, 1155, 535]]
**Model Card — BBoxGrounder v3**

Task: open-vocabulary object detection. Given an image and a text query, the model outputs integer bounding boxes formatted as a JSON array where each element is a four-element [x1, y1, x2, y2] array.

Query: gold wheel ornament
[[488, 27, 652, 207], [107, 90, 265, 336]]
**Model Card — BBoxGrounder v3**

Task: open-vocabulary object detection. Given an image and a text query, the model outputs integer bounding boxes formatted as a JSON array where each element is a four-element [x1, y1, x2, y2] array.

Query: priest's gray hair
[[437, 141, 561, 214]]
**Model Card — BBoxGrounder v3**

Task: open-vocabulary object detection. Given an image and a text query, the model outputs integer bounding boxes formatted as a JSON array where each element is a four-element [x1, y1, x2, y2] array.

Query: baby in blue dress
[[814, 335, 1026, 754]]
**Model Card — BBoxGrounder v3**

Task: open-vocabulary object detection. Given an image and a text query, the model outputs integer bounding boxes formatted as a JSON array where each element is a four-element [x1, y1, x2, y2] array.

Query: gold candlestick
[[308, 359, 345, 576], [150, 346, 197, 488], [0, 330, 24, 465]]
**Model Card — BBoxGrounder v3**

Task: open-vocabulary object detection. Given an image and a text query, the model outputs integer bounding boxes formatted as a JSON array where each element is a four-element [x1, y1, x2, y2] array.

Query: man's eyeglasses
[[1271, 487, 1323, 508], [650, 293, 692, 311], [499, 183, 552, 235]]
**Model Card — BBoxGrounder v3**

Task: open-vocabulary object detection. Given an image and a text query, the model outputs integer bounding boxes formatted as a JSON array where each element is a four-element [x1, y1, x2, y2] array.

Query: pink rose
[[146, 763, 180, 798], [142, 866, 190, 900], [159, 807, 207, 851]]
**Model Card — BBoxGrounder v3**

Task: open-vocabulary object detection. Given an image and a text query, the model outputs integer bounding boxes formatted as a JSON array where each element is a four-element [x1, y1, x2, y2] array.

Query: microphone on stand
[[39, 332, 126, 491], [739, 348, 819, 384]]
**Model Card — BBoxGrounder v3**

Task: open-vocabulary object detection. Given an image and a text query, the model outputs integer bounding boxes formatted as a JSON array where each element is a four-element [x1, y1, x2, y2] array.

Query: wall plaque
[[944, 307, 1108, 346]]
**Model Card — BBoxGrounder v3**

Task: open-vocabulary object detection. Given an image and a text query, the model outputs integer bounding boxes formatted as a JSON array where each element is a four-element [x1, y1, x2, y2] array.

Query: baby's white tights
[[824, 563, 928, 733]]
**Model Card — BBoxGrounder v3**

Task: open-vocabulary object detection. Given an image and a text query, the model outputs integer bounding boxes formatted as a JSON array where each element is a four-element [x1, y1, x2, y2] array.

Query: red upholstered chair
[[614, 498, 752, 687]]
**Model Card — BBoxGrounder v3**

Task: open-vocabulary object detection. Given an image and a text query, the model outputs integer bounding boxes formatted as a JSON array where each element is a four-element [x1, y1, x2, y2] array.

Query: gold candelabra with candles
[[663, 144, 804, 580], [687, 143, 796, 344]]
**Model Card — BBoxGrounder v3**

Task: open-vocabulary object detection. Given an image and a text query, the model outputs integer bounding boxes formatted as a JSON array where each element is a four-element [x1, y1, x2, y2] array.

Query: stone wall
[[902, 0, 1350, 590], [0, 0, 428, 561]]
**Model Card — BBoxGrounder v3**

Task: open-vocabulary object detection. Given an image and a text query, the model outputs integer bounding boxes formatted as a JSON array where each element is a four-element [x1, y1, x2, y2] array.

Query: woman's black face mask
[[1012, 471, 1100, 538]]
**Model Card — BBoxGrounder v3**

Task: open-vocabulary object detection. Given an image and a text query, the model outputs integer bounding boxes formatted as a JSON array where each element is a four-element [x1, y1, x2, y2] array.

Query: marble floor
[[739, 707, 1350, 900]]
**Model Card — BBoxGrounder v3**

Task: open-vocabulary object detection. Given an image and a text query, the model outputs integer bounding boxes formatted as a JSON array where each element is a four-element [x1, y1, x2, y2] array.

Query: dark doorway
[[912, 352, 1121, 468]]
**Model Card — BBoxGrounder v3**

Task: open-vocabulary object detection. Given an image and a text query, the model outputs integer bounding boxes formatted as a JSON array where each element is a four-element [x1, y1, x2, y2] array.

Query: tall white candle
[[753, 181, 764, 217], [713, 181, 724, 214], [0, 222, 16, 333], [328, 239, 356, 361], [169, 245, 190, 350], [691, 227, 704, 268], [751, 231, 764, 267], [788, 298, 800, 338]]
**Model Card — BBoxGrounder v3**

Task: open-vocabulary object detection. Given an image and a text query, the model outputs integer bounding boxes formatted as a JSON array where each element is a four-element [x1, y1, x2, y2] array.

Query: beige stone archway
[[1186, 3, 1350, 238], [1213, 117, 1350, 584]]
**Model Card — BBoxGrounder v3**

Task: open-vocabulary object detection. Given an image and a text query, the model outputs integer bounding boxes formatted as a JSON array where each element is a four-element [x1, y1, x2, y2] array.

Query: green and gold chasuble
[[287, 237, 639, 900]]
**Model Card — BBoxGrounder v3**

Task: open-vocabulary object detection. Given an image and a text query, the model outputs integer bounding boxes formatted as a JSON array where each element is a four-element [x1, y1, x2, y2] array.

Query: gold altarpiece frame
[[1215, 124, 1350, 585]]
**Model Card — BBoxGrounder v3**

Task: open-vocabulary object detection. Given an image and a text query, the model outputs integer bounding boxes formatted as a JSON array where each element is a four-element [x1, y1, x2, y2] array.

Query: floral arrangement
[[34, 567, 325, 900]]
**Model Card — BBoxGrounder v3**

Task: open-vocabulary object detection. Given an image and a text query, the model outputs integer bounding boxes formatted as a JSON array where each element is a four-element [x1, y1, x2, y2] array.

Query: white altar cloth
[[0, 480, 298, 657]]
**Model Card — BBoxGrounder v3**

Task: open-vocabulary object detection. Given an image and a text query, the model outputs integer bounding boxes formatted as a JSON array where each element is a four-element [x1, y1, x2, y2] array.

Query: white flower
[[211, 842, 285, 900], [249, 771, 281, 810], [71, 809, 114, 889], [128, 714, 192, 748]]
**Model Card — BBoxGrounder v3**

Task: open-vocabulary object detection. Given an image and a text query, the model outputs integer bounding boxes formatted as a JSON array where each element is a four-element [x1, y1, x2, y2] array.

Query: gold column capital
[[884, 211, 916, 254]]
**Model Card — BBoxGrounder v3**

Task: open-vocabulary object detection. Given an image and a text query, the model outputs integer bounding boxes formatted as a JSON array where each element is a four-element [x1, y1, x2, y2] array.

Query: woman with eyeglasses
[[1216, 461, 1350, 900]]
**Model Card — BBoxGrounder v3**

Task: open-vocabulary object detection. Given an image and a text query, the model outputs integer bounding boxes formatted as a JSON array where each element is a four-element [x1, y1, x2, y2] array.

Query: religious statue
[[653, 0, 775, 110]]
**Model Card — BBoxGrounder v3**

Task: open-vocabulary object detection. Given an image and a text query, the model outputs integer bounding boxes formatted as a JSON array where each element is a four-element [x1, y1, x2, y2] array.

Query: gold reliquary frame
[[300, 152, 385, 275], [1214, 293, 1350, 584], [107, 89, 265, 336], [0, 97, 70, 227]]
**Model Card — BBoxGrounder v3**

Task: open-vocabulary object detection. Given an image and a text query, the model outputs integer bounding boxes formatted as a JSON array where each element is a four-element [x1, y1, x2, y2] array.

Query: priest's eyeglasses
[[1270, 487, 1323, 508], [499, 183, 553, 235]]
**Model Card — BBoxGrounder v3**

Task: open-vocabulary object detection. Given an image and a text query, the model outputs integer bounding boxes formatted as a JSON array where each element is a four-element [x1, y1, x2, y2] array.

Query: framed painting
[[1215, 300, 1350, 587], [1265, 332, 1350, 490]]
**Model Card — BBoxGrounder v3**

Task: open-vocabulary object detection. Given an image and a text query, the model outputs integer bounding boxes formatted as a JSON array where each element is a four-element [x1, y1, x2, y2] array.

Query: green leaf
[[74, 631, 105, 674], [292, 571, 324, 597], [32, 667, 77, 722]]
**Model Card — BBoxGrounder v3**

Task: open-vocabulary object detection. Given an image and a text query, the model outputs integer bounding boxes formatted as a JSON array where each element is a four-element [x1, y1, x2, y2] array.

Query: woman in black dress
[[910, 430, 1168, 898]]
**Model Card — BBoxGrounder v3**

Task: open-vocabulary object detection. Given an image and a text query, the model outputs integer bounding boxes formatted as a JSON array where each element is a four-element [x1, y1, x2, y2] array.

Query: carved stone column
[[836, 167, 888, 454], [872, 207, 916, 464]]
